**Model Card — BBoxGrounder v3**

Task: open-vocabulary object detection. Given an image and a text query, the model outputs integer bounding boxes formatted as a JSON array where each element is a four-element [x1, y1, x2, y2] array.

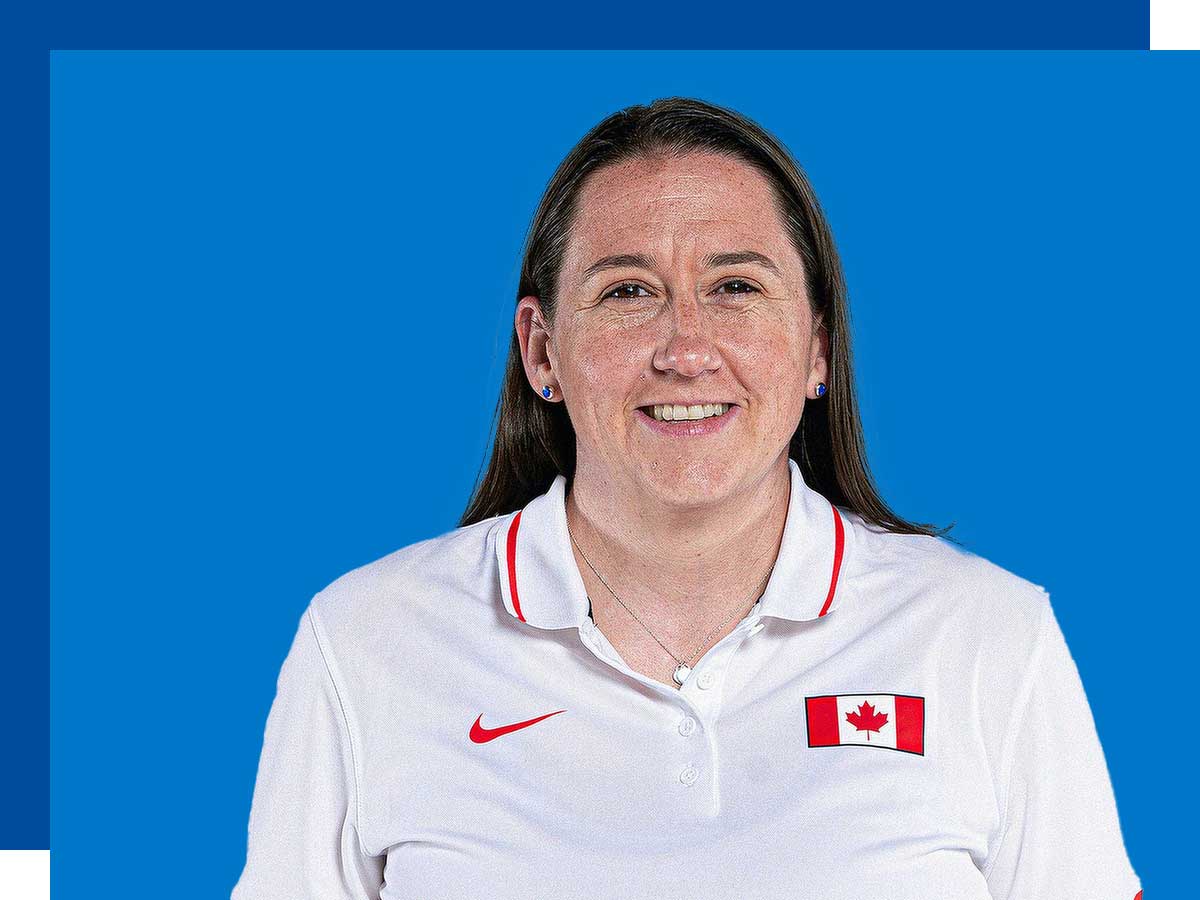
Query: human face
[[517, 152, 827, 508]]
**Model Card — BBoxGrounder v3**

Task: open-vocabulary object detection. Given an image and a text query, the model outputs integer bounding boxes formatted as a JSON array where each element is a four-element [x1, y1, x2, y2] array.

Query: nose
[[652, 294, 723, 378]]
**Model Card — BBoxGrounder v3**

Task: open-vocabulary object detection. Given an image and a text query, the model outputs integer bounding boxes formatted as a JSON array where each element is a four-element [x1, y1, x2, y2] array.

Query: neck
[[565, 453, 792, 629]]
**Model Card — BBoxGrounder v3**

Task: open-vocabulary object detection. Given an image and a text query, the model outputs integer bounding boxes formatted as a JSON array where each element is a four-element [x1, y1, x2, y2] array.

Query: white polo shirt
[[232, 457, 1143, 900]]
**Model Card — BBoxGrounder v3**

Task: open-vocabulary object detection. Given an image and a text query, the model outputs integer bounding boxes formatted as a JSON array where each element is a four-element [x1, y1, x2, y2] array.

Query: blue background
[[31, 0, 1151, 48], [50, 51, 1194, 896]]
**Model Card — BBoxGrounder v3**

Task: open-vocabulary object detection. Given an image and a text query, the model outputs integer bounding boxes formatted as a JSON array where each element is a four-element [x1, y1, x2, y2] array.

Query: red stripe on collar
[[817, 503, 845, 617], [506, 510, 526, 622]]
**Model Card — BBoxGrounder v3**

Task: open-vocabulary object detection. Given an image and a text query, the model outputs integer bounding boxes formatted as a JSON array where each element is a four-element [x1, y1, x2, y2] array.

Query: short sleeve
[[231, 604, 386, 899], [982, 598, 1143, 899]]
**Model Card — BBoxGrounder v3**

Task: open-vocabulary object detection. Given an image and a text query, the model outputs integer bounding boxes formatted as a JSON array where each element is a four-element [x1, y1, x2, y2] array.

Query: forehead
[[564, 152, 794, 272]]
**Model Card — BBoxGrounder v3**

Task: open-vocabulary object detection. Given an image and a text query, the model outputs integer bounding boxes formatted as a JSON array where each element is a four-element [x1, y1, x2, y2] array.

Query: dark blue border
[[44, 1, 1149, 49], [5, 38, 49, 848]]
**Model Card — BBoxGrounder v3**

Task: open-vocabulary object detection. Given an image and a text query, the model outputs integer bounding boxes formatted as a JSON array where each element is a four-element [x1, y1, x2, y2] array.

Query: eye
[[714, 279, 760, 297], [600, 279, 761, 301], [602, 282, 653, 300]]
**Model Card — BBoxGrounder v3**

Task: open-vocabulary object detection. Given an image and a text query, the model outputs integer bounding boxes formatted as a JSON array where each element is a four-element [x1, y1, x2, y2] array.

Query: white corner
[[0, 851, 49, 900], [1152, 0, 1200, 49]]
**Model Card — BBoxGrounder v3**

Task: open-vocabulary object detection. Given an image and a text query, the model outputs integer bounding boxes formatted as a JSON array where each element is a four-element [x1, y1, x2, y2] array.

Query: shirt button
[[679, 764, 700, 786], [678, 716, 697, 737], [696, 670, 716, 690]]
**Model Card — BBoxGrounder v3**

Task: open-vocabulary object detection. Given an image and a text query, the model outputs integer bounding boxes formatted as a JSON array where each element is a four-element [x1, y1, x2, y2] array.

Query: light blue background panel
[[51, 51, 1195, 897]]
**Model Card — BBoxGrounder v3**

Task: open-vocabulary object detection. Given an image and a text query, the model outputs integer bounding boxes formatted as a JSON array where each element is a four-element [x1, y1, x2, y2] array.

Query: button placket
[[678, 617, 764, 811], [683, 611, 761, 700]]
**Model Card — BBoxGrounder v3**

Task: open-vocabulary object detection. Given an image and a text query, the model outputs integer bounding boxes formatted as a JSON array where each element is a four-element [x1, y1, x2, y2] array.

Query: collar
[[494, 457, 851, 631]]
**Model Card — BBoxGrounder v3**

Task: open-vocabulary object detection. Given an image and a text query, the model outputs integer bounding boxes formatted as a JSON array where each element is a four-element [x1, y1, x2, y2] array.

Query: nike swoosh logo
[[469, 709, 567, 744]]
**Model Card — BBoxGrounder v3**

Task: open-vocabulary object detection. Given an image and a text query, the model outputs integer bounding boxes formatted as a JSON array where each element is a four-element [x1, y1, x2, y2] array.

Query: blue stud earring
[[815, 382, 827, 398], [541, 385, 554, 399]]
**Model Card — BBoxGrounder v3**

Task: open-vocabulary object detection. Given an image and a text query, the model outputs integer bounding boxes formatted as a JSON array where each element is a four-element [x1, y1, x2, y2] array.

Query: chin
[[636, 455, 745, 506]]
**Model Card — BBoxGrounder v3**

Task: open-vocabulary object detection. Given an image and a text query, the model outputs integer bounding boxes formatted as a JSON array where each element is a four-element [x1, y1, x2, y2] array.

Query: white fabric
[[231, 458, 1142, 899]]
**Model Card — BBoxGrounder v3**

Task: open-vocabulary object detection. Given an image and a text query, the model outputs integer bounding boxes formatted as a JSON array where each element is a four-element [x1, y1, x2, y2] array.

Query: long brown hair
[[459, 96, 953, 541]]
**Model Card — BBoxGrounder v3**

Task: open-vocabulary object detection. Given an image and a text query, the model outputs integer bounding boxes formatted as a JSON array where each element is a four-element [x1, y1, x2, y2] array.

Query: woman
[[232, 98, 1142, 899]]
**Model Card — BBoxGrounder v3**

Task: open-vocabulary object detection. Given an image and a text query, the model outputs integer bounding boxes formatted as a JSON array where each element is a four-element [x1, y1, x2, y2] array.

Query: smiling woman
[[231, 98, 1142, 900], [461, 104, 900, 538]]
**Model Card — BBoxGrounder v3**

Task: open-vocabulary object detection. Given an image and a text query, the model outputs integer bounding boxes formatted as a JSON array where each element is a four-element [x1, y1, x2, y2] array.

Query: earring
[[541, 385, 554, 399], [815, 382, 827, 398]]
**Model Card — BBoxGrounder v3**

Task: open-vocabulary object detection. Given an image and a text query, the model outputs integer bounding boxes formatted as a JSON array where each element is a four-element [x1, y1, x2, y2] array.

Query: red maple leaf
[[845, 701, 889, 740]]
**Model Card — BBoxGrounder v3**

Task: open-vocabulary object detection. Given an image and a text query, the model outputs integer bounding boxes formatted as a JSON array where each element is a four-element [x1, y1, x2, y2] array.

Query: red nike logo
[[469, 709, 566, 743]]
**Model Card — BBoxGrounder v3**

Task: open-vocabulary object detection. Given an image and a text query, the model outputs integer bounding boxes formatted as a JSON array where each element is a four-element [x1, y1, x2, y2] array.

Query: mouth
[[636, 402, 736, 422], [633, 402, 741, 438]]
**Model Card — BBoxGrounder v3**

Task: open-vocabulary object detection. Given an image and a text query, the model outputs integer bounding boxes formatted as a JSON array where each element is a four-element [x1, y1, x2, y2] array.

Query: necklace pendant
[[673, 663, 692, 685]]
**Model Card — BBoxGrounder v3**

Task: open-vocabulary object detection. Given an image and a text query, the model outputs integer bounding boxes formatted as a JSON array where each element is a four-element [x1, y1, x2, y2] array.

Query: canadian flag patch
[[805, 693, 925, 755]]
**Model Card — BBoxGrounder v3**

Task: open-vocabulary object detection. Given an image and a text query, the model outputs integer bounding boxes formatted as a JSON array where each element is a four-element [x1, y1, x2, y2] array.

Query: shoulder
[[838, 506, 1058, 749], [307, 511, 510, 654], [838, 505, 1051, 652]]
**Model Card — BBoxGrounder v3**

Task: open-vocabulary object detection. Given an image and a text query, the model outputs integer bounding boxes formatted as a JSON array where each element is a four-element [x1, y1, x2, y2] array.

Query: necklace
[[565, 514, 776, 686]]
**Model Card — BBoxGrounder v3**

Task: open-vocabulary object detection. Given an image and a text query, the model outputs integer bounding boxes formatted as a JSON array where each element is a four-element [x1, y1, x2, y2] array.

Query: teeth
[[650, 403, 730, 421]]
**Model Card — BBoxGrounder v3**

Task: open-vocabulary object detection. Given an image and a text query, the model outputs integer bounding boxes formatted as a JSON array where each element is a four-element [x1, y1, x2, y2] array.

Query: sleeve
[[231, 603, 386, 899], [981, 598, 1143, 899]]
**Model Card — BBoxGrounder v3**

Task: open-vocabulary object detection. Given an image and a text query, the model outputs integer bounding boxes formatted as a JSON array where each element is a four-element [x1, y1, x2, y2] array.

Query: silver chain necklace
[[565, 515, 776, 686]]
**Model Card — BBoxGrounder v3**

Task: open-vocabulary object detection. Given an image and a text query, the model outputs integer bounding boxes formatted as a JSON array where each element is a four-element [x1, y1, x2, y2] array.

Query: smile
[[641, 403, 733, 422], [634, 403, 741, 437]]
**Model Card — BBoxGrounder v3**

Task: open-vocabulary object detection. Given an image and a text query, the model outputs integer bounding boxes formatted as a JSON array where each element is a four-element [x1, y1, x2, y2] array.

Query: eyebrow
[[580, 249, 782, 284]]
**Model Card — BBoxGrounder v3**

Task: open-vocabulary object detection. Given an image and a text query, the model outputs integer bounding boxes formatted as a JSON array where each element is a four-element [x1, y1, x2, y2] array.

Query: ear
[[515, 295, 560, 400], [809, 319, 830, 398]]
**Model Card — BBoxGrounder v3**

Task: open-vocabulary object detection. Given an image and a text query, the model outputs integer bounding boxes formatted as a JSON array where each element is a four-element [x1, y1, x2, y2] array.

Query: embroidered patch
[[805, 693, 925, 755]]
